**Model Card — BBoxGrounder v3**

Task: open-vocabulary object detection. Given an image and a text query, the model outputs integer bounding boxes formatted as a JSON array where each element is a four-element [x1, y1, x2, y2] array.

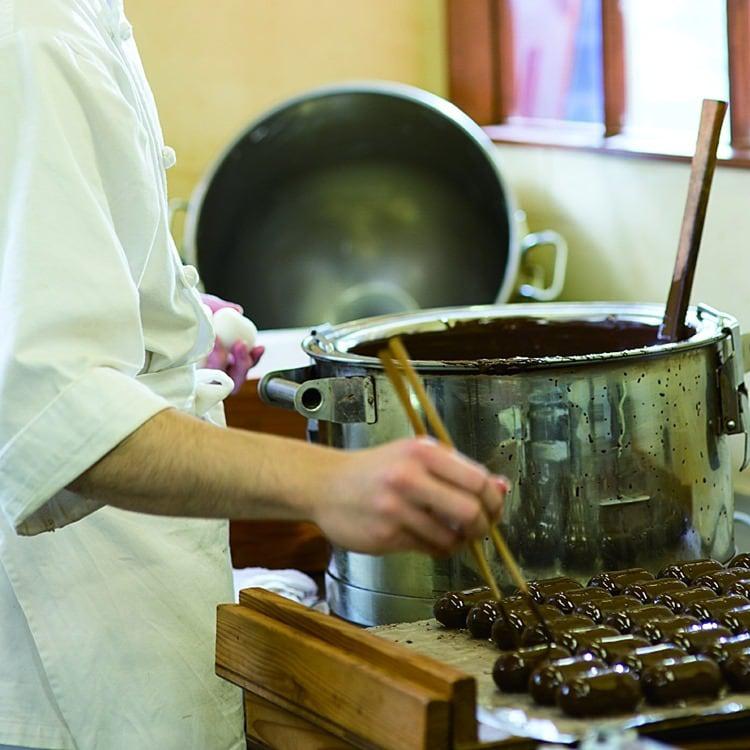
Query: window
[[447, 0, 750, 164]]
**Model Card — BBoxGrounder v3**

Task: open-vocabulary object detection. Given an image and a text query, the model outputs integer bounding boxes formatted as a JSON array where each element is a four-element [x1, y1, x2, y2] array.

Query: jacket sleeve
[[0, 31, 171, 535]]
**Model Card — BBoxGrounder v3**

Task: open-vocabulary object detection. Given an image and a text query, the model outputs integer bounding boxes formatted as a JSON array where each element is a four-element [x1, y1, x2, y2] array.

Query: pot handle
[[259, 366, 377, 424], [517, 230, 568, 302]]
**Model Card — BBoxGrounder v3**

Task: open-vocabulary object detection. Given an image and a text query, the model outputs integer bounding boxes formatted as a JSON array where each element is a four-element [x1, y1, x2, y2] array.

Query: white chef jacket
[[0, 1, 245, 748]]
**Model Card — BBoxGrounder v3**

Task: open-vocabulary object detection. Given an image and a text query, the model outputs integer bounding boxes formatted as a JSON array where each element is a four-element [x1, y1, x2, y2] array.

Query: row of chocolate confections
[[432, 554, 750, 717]]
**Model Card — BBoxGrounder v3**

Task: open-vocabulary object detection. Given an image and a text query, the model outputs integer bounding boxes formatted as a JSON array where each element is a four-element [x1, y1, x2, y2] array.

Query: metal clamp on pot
[[260, 366, 377, 425]]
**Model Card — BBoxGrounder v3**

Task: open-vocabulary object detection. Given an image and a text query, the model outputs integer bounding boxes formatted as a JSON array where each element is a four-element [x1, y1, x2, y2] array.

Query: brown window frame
[[448, 0, 750, 168]]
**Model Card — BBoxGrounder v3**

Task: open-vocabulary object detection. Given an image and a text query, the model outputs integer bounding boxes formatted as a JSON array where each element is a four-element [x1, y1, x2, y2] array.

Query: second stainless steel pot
[[261, 302, 750, 625], [174, 82, 567, 329]]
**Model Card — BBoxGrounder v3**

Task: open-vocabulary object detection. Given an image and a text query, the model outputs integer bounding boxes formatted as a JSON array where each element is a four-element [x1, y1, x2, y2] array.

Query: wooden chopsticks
[[378, 336, 553, 641], [377, 346, 502, 601]]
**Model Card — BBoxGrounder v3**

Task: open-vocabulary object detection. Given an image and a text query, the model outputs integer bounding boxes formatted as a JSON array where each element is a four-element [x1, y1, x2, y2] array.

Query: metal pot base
[[325, 572, 434, 626]]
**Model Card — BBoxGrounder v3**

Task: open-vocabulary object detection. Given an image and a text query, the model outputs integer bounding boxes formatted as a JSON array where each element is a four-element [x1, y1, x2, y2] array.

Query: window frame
[[448, 0, 750, 167]]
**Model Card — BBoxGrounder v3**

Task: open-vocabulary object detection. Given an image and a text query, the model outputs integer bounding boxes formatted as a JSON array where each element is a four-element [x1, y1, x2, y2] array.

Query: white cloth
[[0, 1, 244, 748], [232, 568, 329, 613]]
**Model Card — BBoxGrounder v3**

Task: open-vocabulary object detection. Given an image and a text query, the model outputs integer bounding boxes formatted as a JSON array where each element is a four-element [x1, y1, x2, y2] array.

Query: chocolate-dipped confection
[[658, 559, 723, 585], [558, 626, 620, 654], [604, 605, 673, 634], [433, 588, 491, 629], [641, 656, 723, 704], [491, 610, 526, 650], [671, 623, 733, 655], [467, 601, 502, 639], [520, 614, 594, 647], [529, 655, 605, 706], [729, 580, 750, 599], [722, 652, 750, 691], [524, 576, 582, 603], [577, 595, 641, 624], [654, 586, 717, 615], [619, 644, 687, 675], [721, 605, 750, 635], [685, 595, 750, 623], [728, 553, 750, 570], [547, 588, 611, 615], [622, 579, 686, 604], [635, 615, 699, 644], [706, 634, 750, 664], [583, 634, 651, 664], [557, 668, 642, 717], [588, 568, 654, 594], [492, 644, 570, 692], [693, 569, 750, 596]]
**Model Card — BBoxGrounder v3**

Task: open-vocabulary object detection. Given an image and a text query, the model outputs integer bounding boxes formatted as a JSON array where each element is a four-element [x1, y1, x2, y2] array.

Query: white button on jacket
[[0, 1, 244, 748]]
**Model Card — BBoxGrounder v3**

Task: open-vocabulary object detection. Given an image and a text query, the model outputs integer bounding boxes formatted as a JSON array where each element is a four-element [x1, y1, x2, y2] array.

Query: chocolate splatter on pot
[[260, 303, 749, 625]]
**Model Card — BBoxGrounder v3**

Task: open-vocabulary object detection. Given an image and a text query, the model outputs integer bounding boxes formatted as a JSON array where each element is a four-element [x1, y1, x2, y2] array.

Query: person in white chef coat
[[0, 2, 509, 749]]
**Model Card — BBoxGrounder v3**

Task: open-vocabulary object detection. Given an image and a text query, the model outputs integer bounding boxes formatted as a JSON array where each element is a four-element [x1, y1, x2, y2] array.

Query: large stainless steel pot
[[173, 82, 566, 329], [260, 302, 750, 625]]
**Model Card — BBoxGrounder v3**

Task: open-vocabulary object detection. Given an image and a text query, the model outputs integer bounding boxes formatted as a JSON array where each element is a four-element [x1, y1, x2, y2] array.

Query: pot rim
[[303, 301, 735, 372], [181, 80, 521, 304]]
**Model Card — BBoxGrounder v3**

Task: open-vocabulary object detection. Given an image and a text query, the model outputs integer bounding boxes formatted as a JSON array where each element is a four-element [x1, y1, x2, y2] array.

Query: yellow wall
[[126, 0, 447, 201]]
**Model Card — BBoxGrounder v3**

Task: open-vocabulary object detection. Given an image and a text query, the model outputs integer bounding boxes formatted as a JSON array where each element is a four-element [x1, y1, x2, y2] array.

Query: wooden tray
[[216, 589, 528, 750]]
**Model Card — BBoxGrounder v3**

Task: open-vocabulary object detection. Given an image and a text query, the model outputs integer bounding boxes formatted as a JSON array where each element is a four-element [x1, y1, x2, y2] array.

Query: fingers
[[384, 461, 489, 540], [204, 342, 228, 372], [227, 341, 252, 393], [248, 345, 266, 369], [388, 500, 462, 556], [412, 439, 510, 523], [201, 293, 243, 315]]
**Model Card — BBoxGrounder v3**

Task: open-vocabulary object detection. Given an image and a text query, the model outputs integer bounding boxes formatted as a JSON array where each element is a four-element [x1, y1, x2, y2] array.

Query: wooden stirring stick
[[382, 337, 554, 642], [659, 98, 727, 342]]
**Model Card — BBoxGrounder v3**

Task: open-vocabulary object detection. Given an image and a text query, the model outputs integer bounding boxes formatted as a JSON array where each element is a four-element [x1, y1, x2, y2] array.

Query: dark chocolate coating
[[467, 601, 502, 639], [619, 644, 687, 675], [524, 577, 582, 603], [588, 568, 654, 594], [721, 605, 750, 635], [654, 586, 716, 615], [558, 626, 620, 654], [641, 656, 723, 705], [636, 615, 699, 644], [671, 623, 733, 655], [686, 595, 750, 623], [492, 645, 570, 692], [491, 610, 526, 650], [577, 595, 641, 624], [584, 634, 651, 664], [520, 614, 594, 647], [728, 553, 750, 570], [723, 652, 750, 691], [433, 588, 491, 629], [693, 569, 750, 596], [529, 655, 605, 706], [557, 668, 642, 717], [729, 580, 750, 599], [604, 605, 673, 634], [658, 559, 723, 585], [622, 579, 686, 604], [547, 588, 611, 615], [706, 634, 750, 664]]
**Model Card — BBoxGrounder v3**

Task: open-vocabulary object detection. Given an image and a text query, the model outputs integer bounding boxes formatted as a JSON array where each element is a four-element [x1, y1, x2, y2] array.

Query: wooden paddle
[[659, 98, 727, 342]]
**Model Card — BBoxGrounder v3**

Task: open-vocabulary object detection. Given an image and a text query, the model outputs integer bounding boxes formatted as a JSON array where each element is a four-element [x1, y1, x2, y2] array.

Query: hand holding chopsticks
[[379, 336, 554, 641]]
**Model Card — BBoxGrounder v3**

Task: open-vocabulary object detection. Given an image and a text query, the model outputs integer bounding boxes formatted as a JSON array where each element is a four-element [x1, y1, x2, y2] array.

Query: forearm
[[69, 408, 343, 521]]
